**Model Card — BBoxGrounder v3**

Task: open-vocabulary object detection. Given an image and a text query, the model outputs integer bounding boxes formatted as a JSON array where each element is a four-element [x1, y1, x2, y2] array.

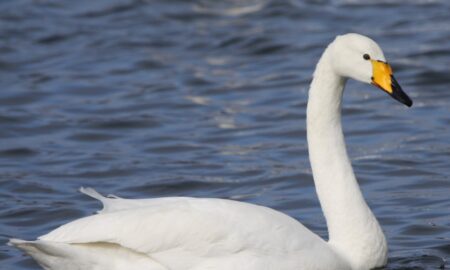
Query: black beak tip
[[405, 98, 413, 107], [390, 76, 413, 108]]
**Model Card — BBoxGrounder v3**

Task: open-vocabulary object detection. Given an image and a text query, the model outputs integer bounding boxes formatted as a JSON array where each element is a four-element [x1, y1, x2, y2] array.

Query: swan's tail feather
[[9, 239, 81, 270], [8, 238, 30, 249], [9, 239, 166, 270], [9, 238, 64, 256]]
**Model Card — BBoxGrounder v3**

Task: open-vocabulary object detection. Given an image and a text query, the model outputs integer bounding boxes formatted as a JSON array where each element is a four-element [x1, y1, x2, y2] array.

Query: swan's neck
[[307, 48, 387, 269]]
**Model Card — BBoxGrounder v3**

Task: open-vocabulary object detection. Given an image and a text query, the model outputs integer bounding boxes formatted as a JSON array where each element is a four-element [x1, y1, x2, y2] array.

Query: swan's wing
[[36, 190, 338, 269]]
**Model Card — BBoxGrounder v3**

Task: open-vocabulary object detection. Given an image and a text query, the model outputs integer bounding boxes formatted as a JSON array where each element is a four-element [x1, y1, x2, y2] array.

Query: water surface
[[1, 0, 449, 269]]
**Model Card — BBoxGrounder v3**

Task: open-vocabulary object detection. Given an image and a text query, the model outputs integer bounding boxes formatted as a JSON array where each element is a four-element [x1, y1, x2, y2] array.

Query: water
[[1, 0, 449, 269]]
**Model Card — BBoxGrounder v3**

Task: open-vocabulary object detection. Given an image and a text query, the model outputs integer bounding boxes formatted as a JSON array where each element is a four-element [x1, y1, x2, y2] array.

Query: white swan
[[9, 33, 412, 270]]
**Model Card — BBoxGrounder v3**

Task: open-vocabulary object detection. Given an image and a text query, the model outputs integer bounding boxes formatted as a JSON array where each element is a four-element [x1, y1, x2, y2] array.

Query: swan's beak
[[371, 60, 413, 107]]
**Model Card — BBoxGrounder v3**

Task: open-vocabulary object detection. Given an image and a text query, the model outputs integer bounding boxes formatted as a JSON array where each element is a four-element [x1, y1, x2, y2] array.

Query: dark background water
[[1, 0, 449, 269]]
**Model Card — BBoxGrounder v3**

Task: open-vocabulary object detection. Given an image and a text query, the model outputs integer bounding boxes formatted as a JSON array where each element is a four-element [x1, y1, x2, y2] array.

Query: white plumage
[[12, 188, 346, 270], [10, 33, 412, 270]]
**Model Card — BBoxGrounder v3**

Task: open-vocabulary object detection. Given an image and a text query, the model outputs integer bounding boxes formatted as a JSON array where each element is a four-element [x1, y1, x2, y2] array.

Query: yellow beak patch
[[371, 60, 393, 94]]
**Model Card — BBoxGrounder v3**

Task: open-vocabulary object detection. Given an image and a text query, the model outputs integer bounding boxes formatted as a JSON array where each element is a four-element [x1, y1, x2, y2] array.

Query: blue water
[[1, 0, 449, 269]]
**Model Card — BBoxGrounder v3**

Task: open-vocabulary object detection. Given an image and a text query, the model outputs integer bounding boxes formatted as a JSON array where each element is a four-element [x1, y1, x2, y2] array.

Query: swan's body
[[10, 33, 412, 270], [12, 189, 349, 270]]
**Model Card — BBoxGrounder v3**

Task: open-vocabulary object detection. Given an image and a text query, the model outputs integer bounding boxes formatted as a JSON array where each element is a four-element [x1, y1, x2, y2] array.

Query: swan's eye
[[363, 54, 371, 60]]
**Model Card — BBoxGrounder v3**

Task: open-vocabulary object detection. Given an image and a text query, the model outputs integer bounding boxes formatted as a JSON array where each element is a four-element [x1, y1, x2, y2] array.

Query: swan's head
[[330, 33, 412, 107]]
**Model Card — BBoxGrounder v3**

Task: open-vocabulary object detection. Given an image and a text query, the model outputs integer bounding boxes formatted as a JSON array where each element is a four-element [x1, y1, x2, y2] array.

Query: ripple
[[67, 132, 119, 142], [193, 0, 270, 16], [0, 148, 38, 158], [1, 1, 449, 270]]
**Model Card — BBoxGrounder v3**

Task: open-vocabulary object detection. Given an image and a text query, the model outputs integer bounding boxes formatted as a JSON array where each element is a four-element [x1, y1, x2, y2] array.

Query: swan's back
[[11, 189, 349, 270]]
